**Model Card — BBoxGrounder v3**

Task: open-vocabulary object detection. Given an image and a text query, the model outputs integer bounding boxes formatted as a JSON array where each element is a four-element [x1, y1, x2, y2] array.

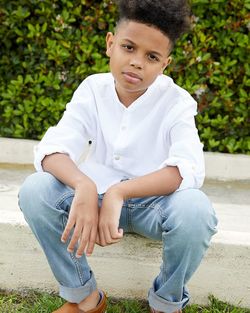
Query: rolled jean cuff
[[59, 271, 97, 303], [148, 287, 189, 313]]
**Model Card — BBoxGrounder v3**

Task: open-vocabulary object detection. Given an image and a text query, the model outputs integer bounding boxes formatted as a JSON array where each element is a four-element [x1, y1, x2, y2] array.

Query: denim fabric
[[19, 172, 218, 313]]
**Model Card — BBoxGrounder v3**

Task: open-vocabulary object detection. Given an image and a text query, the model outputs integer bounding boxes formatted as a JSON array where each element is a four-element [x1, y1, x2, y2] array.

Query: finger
[[110, 226, 124, 240], [75, 226, 96, 258], [95, 232, 101, 245], [61, 217, 75, 243], [103, 226, 114, 245], [75, 225, 92, 257], [86, 227, 98, 256], [95, 232, 111, 246], [75, 223, 96, 258], [99, 227, 107, 247], [118, 228, 124, 237], [101, 225, 121, 245], [67, 223, 82, 253]]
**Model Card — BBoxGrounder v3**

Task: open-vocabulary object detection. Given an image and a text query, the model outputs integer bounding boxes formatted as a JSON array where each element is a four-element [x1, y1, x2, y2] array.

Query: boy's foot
[[150, 308, 182, 313], [52, 291, 107, 313]]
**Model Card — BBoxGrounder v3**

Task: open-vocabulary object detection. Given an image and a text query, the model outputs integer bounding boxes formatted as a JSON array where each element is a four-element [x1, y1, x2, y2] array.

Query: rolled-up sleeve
[[159, 104, 205, 190], [34, 80, 96, 172]]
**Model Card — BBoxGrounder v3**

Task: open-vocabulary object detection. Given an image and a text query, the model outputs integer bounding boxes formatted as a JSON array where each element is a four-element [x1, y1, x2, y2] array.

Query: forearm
[[110, 166, 182, 199], [42, 153, 97, 191]]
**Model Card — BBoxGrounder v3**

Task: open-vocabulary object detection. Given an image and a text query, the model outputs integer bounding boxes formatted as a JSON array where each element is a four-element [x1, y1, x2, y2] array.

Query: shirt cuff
[[159, 157, 202, 190], [33, 145, 70, 172]]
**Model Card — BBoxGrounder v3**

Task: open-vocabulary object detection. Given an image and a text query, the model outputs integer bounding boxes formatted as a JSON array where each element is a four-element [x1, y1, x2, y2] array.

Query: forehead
[[115, 20, 171, 55]]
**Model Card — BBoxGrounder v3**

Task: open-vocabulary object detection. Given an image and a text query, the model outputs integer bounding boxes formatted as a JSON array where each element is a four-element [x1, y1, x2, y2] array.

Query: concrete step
[[1, 137, 250, 181], [0, 166, 250, 308]]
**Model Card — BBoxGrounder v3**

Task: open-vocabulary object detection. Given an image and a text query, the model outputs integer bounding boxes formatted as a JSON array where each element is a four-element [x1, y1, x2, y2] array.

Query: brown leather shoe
[[52, 291, 107, 313]]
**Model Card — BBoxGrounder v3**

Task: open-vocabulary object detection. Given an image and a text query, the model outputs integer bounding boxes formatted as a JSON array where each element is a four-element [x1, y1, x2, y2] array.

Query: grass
[[0, 290, 249, 313]]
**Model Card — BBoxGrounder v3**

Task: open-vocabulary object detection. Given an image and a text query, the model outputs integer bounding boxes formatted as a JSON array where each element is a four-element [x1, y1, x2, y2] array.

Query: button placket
[[113, 112, 130, 165]]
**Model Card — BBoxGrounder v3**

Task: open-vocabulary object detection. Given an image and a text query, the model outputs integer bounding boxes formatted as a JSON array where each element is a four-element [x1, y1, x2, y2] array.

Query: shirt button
[[114, 155, 120, 160]]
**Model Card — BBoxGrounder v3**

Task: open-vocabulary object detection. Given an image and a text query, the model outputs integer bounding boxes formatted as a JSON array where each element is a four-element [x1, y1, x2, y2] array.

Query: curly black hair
[[116, 0, 191, 46]]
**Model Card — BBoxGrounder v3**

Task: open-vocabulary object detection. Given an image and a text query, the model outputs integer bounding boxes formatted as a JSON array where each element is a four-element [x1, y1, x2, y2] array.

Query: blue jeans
[[18, 172, 217, 313]]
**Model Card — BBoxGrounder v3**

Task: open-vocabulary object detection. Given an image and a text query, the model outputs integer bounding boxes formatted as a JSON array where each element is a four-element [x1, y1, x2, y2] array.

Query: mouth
[[122, 71, 142, 84]]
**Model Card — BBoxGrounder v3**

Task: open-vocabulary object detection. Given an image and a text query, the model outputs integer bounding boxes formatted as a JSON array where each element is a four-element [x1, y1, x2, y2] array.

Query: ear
[[106, 32, 114, 57], [160, 56, 172, 74]]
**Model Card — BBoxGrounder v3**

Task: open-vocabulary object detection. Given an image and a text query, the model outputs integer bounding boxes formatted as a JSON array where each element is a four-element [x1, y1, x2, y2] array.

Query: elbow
[[167, 166, 183, 193], [41, 153, 66, 171]]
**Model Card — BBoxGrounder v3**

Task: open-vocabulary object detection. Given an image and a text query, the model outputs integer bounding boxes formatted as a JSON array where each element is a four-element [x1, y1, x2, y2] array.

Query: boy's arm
[[42, 153, 99, 257], [110, 165, 182, 199], [98, 166, 182, 246]]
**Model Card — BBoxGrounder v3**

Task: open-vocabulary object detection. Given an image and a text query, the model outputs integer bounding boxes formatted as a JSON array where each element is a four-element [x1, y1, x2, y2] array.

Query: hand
[[61, 183, 98, 258], [97, 186, 124, 247]]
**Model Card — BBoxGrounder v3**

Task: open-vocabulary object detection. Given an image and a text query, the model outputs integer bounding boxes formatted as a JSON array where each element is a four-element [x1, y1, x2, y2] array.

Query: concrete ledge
[[1, 137, 250, 181], [204, 152, 250, 181], [1, 224, 250, 308], [0, 138, 38, 166]]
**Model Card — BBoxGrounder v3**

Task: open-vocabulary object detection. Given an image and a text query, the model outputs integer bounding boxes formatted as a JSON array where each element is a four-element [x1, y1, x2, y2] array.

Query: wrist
[[107, 181, 130, 200], [74, 177, 97, 193]]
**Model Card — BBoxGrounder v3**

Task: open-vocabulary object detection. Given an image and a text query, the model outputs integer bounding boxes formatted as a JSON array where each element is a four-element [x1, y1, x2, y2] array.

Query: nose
[[130, 54, 143, 69]]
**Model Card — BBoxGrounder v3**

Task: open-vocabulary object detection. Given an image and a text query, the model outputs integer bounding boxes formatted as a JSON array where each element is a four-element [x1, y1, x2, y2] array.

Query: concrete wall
[[1, 137, 250, 181]]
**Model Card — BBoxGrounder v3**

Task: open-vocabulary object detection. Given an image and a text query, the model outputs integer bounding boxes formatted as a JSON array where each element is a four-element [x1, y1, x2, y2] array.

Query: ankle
[[78, 289, 100, 312]]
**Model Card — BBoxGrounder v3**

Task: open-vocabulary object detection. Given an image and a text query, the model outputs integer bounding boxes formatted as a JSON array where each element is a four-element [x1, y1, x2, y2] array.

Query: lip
[[122, 71, 142, 83]]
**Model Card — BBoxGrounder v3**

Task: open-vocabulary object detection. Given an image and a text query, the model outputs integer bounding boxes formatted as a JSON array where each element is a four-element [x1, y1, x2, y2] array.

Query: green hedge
[[0, 0, 249, 154]]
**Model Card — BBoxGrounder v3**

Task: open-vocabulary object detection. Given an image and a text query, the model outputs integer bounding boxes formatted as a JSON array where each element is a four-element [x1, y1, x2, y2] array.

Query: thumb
[[118, 228, 124, 238]]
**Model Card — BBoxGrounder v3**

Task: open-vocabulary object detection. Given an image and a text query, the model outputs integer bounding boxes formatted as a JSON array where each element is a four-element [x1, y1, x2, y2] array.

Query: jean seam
[[55, 191, 75, 209], [152, 201, 170, 219], [69, 254, 85, 286], [127, 197, 166, 217], [127, 203, 148, 208], [128, 202, 165, 220], [127, 207, 133, 232]]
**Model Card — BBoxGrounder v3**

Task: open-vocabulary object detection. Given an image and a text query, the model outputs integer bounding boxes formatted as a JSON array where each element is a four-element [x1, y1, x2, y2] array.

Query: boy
[[19, 0, 218, 312]]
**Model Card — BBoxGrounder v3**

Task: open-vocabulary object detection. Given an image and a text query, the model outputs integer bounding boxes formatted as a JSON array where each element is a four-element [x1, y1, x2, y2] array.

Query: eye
[[121, 44, 134, 51], [148, 54, 159, 62]]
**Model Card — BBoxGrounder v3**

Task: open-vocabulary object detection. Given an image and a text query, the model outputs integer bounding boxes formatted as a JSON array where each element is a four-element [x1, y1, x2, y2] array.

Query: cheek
[[109, 57, 121, 75], [158, 63, 166, 73], [149, 67, 163, 78]]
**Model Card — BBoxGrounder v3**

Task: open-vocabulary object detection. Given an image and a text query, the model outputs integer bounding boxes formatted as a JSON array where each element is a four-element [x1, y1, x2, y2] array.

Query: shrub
[[0, 0, 249, 153], [167, 0, 250, 154], [0, 0, 116, 139]]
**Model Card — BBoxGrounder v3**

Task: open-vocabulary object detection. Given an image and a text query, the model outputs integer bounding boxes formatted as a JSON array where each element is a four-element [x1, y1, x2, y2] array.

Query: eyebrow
[[122, 38, 164, 58]]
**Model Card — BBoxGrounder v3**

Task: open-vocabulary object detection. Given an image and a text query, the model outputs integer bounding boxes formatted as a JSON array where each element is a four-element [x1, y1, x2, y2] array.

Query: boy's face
[[106, 20, 172, 106]]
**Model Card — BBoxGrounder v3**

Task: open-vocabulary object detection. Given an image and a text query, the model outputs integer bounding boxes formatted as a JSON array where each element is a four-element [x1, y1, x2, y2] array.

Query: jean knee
[[184, 189, 217, 240], [164, 189, 218, 241], [19, 171, 55, 218]]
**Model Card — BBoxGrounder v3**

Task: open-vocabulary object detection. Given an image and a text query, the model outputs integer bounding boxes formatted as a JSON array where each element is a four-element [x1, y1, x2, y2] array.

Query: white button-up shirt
[[34, 73, 205, 194]]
